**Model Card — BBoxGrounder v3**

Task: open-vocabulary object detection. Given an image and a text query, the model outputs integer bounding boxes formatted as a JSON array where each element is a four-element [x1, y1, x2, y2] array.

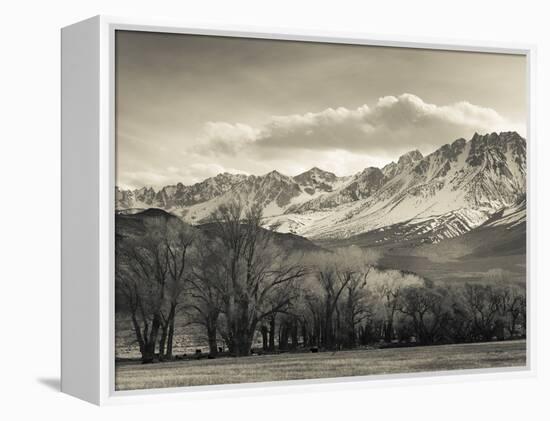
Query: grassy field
[[115, 340, 526, 391]]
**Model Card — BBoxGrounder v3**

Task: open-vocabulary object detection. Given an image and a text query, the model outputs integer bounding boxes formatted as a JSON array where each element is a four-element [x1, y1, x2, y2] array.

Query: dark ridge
[[136, 208, 174, 218]]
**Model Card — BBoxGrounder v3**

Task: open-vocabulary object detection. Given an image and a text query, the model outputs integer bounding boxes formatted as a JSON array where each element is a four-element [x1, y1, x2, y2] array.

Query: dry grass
[[115, 340, 526, 391]]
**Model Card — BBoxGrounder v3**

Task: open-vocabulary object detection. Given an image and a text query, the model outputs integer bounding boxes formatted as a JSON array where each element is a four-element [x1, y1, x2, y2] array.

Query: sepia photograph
[[114, 30, 527, 391]]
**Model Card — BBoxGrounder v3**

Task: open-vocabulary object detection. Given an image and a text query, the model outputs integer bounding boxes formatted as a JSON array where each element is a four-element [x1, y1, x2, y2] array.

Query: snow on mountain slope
[[482, 197, 526, 229], [116, 173, 248, 210], [274, 132, 525, 240], [287, 167, 385, 213], [180, 170, 303, 222], [293, 167, 343, 194], [118, 167, 350, 223], [116, 131, 526, 244], [180, 168, 352, 222]]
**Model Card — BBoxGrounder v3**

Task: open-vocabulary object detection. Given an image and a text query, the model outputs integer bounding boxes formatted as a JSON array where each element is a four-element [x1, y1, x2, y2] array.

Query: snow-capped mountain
[[293, 167, 341, 195], [283, 131, 525, 241], [116, 172, 248, 210], [116, 131, 526, 244]]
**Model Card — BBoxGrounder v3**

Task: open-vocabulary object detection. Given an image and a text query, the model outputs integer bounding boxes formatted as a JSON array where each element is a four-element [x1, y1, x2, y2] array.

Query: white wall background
[[1, 0, 548, 418]]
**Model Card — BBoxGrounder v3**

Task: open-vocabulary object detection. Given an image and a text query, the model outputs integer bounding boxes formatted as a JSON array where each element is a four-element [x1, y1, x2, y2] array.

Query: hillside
[[318, 198, 526, 283], [116, 208, 325, 254]]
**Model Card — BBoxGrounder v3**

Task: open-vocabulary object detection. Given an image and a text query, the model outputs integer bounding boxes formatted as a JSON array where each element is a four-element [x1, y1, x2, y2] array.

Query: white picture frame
[[61, 15, 537, 405]]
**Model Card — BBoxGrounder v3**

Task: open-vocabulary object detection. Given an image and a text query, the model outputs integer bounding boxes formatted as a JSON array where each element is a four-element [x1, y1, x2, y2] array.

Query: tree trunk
[[142, 314, 161, 363], [335, 308, 341, 349], [268, 315, 276, 351], [384, 320, 393, 342], [130, 312, 145, 355], [226, 322, 254, 356], [260, 325, 268, 351], [495, 319, 505, 341], [323, 306, 333, 349], [164, 303, 177, 360], [300, 320, 308, 348], [207, 317, 218, 356], [224, 298, 255, 356], [279, 322, 289, 351], [166, 318, 175, 359], [232, 331, 253, 356], [158, 324, 168, 360], [290, 319, 298, 350]]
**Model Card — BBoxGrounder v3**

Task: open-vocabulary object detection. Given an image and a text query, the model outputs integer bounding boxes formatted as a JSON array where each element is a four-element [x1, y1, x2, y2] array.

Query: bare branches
[[116, 208, 526, 360], [116, 213, 195, 362], [193, 199, 308, 356]]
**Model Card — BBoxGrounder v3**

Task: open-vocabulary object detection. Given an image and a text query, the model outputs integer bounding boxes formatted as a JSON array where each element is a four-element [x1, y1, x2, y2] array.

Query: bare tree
[[445, 285, 474, 343], [116, 216, 170, 363], [188, 234, 226, 356], [497, 285, 526, 338], [317, 257, 347, 348], [370, 269, 425, 342], [116, 214, 195, 363], [158, 219, 195, 360], [303, 288, 323, 347], [398, 285, 449, 344], [341, 266, 372, 348], [377, 280, 401, 342], [462, 283, 501, 341], [206, 200, 306, 356], [308, 247, 377, 349]]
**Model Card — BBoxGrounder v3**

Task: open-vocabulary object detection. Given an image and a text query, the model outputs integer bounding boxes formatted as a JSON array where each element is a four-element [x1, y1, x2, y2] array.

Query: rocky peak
[[359, 166, 383, 178], [340, 166, 385, 200], [136, 186, 155, 195], [450, 138, 466, 156], [381, 161, 399, 179], [427, 137, 467, 165], [213, 172, 247, 183], [397, 149, 423, 168], [381, 150, 424, 180], [470, 131, 519, 148], [263, 170, 289, 183], [295, 167, 337, 183], [293, 167, 339, 196], [265, 169, 282, 177], [467, 131, 526, 167]]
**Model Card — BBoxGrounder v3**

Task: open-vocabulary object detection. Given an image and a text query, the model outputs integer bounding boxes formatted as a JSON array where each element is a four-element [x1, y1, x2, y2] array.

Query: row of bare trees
[[115, 202, 526, 363], [256, 258, 526, 352], [116, 202, 306, 361]]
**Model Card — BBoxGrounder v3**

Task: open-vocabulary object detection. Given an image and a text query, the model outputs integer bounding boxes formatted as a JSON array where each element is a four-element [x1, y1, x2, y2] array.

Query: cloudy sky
[[116, 30, 526, 190]]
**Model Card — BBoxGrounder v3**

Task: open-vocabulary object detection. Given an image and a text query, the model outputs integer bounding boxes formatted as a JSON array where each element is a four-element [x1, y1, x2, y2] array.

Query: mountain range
[[116, 131, 526, 245]]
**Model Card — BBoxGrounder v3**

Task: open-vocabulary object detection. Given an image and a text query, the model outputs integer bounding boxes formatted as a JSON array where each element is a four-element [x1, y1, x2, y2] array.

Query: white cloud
[[195, 122, 260, 155], [195, 93, 523, 157], [120, 94, 525, 188]]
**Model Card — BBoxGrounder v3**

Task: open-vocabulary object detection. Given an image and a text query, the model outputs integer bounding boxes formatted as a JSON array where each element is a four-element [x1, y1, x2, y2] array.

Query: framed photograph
[[61, 16, 534, 405]]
